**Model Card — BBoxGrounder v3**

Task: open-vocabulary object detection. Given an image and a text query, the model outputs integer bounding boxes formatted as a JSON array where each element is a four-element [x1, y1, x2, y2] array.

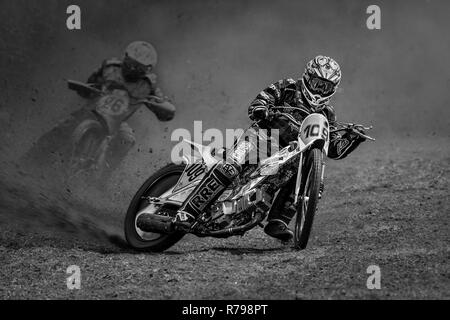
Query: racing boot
[[264, 220, 294, 242], [264, 184, 296, 241], [176, 161, 240, 225]]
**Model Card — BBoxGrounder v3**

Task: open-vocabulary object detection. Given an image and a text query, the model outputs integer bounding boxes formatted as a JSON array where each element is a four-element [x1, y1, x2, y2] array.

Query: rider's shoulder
[[284, 78, 297, 85], [279, 78, 298, 92], [101, 57, 123, 68]]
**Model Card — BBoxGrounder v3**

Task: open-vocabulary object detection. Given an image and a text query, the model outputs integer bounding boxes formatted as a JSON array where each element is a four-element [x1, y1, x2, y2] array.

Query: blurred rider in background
[[76, 41, 176, 157]]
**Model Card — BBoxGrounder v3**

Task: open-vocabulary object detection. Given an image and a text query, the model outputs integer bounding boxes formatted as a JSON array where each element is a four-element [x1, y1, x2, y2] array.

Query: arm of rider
[[139, 74, 176, 121], [87, 69, 102, 86], [328, 126, 366, 160], [248, 80, 289, 121], [345, 126, 367, 142], [70, 66, 103, 99], [144, 92, 176, 122], [68, 80, 101, 100], [324, 104, 366, 159], [251, 105, 270, 120], [78, 58, 123, 98]]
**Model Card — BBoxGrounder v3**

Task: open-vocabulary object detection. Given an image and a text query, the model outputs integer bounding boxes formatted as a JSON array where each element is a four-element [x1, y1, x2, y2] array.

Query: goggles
[[306, 75, 336, 96], [124, 57, 151, 75]]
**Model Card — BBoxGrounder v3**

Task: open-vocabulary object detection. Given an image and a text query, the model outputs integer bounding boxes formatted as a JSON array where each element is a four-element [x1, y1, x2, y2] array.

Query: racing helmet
[[123, 41, 158, 80], [300, 55, 341, 109]]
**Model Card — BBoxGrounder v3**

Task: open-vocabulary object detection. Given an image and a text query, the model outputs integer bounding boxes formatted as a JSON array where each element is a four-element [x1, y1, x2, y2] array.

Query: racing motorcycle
[[124, 106, 374, 251], [67, 80, 172, 179]]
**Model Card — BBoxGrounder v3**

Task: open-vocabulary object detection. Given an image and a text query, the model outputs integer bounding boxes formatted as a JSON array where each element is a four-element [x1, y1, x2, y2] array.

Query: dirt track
[[1, 137, 448, 299]]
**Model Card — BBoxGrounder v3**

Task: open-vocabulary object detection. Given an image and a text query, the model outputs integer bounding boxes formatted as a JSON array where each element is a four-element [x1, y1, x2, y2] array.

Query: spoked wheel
[[294, 148, 323, 250], [124, 164, 186, 252]]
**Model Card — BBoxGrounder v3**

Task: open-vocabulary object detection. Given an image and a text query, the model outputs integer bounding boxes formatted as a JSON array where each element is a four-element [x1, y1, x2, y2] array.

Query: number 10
[[304, 124, 328, 140]]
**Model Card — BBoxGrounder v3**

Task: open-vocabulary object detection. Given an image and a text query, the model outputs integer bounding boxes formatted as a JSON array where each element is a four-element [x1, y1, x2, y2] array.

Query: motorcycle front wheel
[[124, 164, 186, 252], [294, 147, 323, 250], [69, 120, 105, 177]]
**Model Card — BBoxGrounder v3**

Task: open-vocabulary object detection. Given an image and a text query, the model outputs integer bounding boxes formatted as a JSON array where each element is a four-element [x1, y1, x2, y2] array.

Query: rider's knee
[[120, 134, 136, 148], [119, 123, 136, 146]]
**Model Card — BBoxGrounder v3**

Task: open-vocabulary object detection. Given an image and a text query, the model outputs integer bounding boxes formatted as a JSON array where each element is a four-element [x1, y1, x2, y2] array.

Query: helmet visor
[[306, 75, 336, 96], [124, 56, 150, 77]]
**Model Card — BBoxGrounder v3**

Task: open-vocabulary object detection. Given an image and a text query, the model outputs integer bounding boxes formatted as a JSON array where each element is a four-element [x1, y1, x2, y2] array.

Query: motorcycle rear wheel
[[294, 148, 323, 250], [124, 164, 186, 252]]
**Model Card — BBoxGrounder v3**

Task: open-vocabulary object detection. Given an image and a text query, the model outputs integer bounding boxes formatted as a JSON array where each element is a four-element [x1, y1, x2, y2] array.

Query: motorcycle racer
[[74, 41, 176, 156], [177, 55, 367, 242]]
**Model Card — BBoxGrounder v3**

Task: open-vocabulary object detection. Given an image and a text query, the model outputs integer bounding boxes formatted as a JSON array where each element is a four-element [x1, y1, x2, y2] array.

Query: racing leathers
[[177, 78, 365, 226]]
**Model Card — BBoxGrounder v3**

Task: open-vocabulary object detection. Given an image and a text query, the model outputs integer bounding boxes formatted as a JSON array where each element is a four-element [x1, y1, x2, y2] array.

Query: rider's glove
[[148, 100, 176, 122], [345, 128, 367, 142], [252, 106, 269, 120]]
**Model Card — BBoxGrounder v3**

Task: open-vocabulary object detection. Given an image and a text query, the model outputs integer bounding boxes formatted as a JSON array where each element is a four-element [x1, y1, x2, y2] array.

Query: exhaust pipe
[[136, 213, 175, 234]]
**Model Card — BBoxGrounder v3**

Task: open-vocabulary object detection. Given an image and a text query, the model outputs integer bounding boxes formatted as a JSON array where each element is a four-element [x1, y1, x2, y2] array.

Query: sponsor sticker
[[221, 163, 238, 179], [190, 173, 226, 211]]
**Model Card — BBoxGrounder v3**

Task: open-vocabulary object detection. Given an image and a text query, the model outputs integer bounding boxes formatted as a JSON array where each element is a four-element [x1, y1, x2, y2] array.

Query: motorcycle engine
[[207, 188, 272, 230]]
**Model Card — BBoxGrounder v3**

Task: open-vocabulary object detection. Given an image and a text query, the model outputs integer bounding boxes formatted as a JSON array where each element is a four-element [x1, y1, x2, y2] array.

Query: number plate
[[96, 91, 129, 116], [173, 163, 207, 193], [299, 113, 330, 154]]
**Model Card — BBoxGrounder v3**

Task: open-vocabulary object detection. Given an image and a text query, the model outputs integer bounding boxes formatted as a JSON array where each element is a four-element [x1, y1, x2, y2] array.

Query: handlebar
[[68, 79, 165, 104], [331, 122, 376, 141], [332, 122, 372, 131], [255, 105, 375, 142], [67, 80, 102, 97], [267, 106, 303, 126]]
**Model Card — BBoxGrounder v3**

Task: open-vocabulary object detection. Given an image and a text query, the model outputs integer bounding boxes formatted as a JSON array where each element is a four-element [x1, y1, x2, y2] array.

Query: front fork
[[95, 135, 113, 169], [319, 155, 325, 199], [294, 153, 304, 205], [293, 150, 326, 205]]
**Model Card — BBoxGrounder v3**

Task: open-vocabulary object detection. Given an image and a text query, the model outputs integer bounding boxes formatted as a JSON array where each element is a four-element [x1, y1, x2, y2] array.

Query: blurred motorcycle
[[124, 106, 375, 252], [67, 80, 174, 180]]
